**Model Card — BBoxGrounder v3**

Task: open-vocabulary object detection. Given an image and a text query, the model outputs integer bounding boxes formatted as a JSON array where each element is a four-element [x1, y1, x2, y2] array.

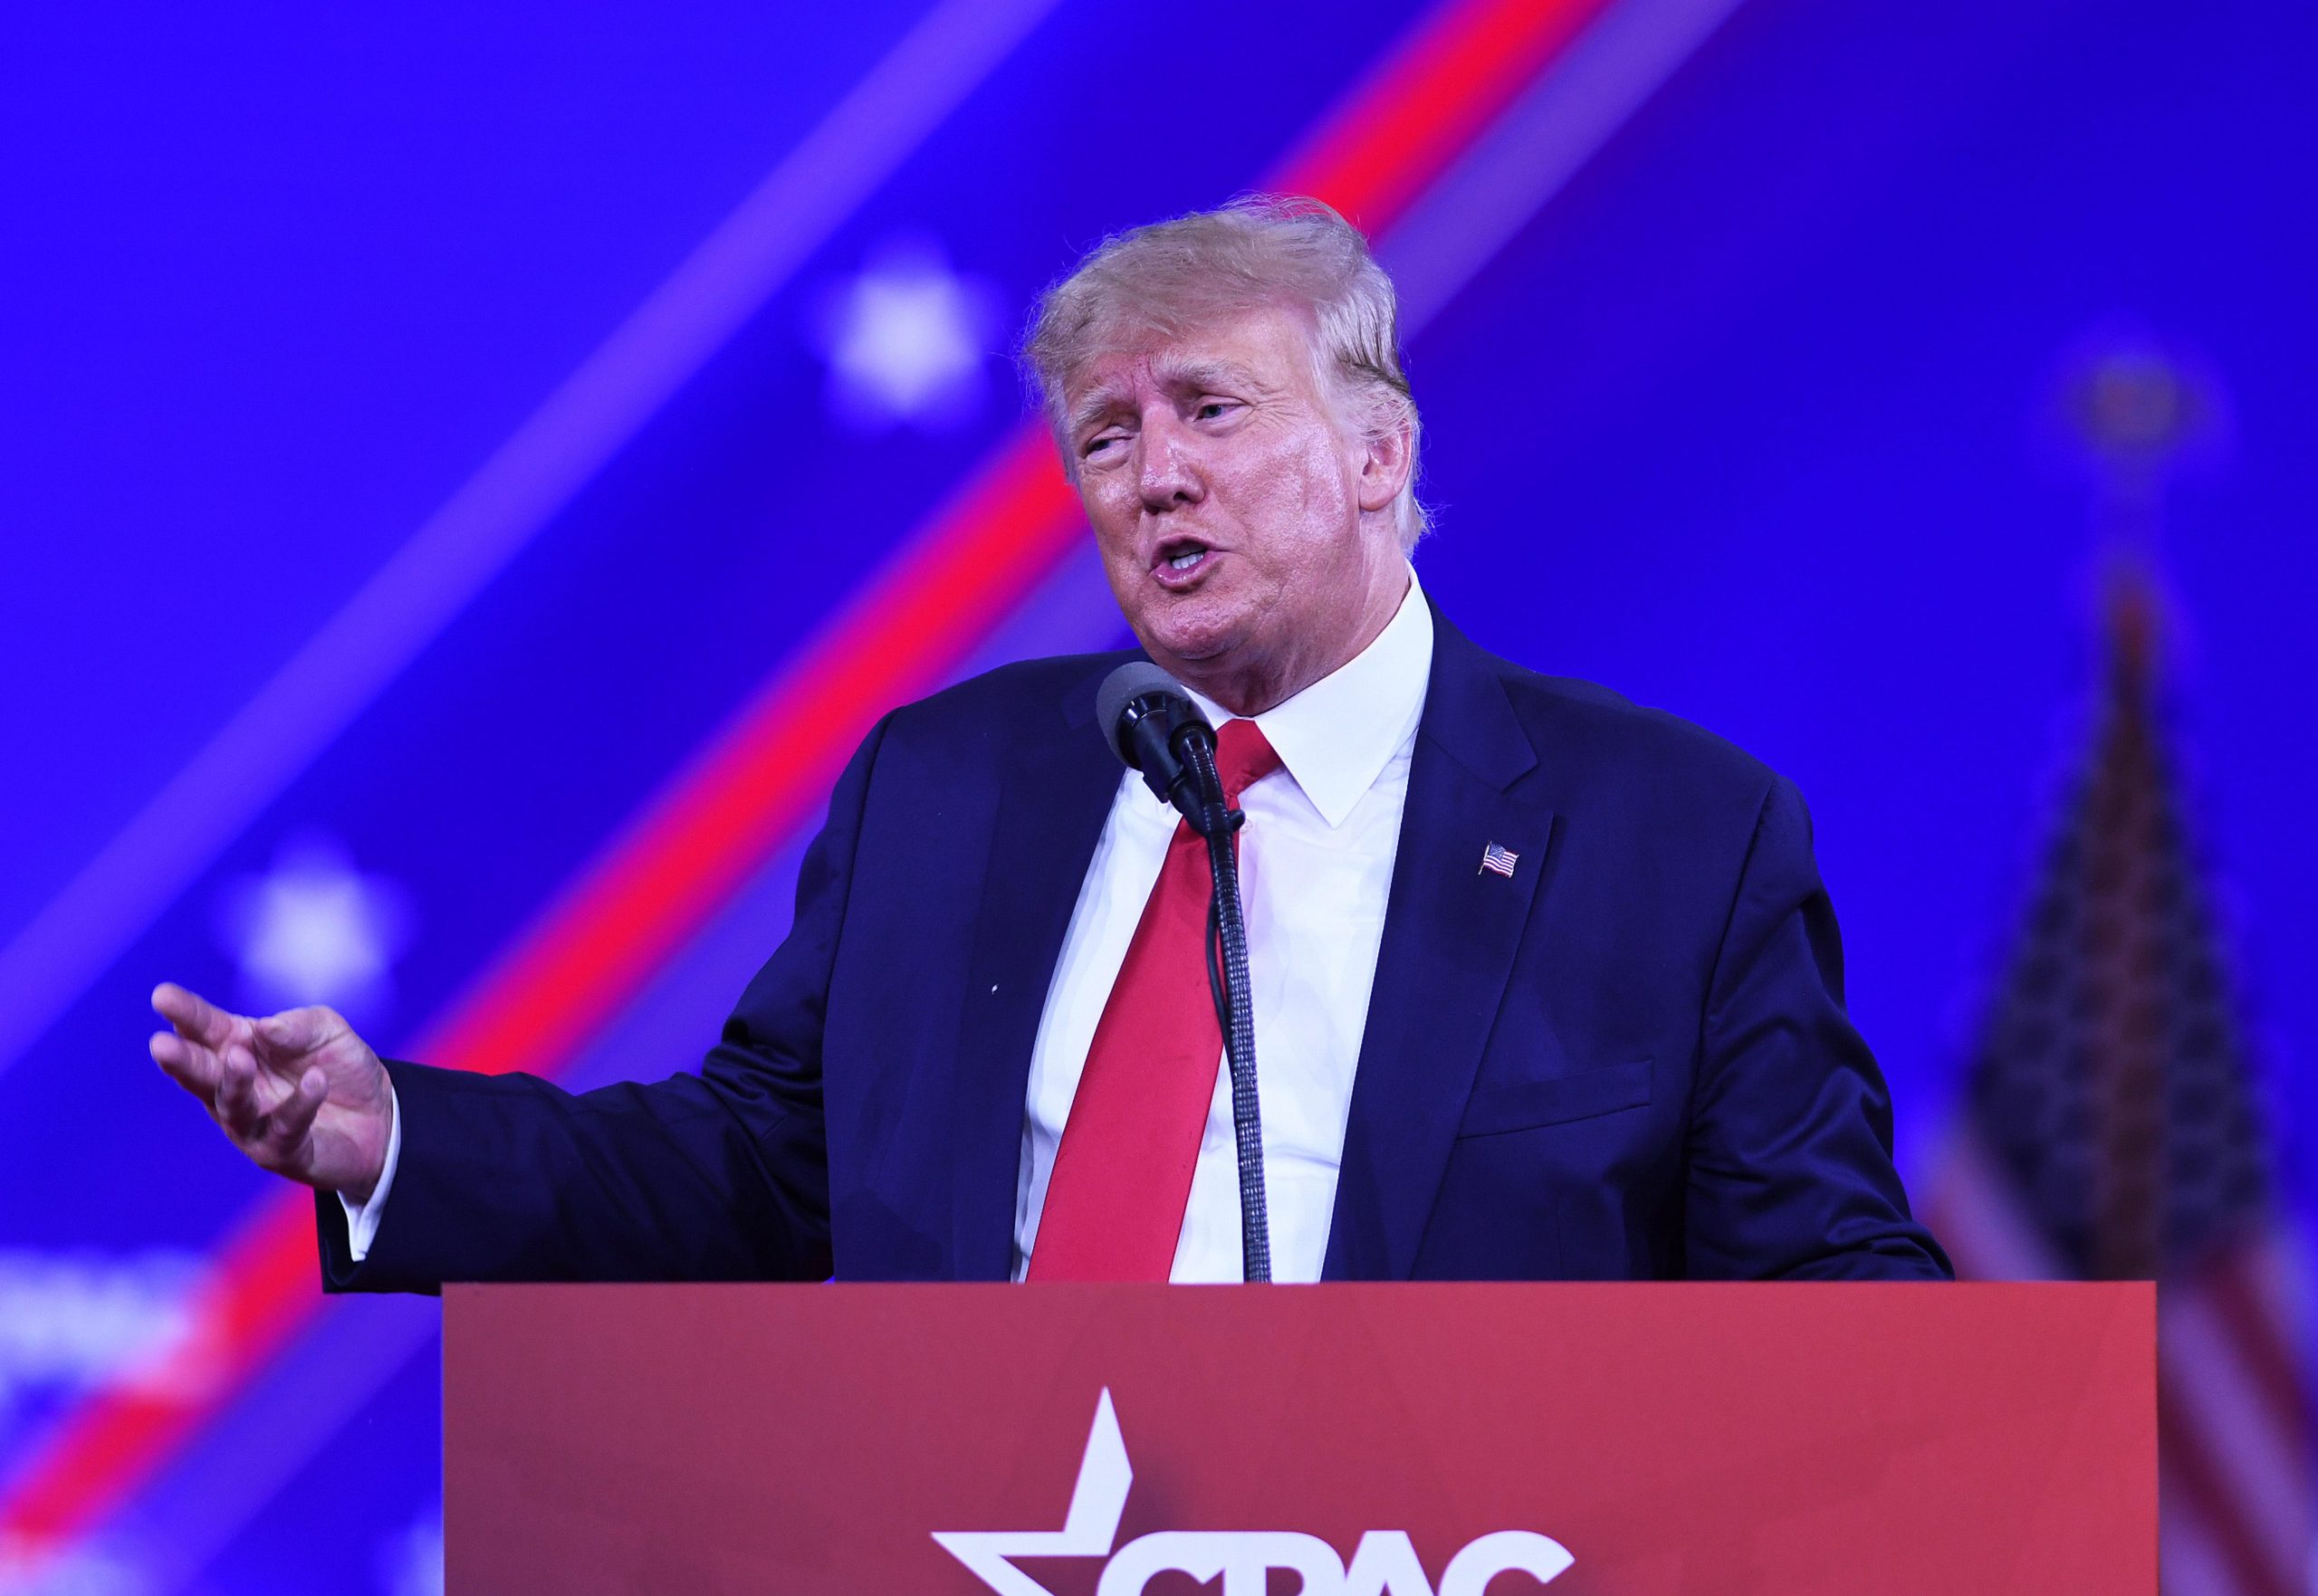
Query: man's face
[[1064, 304, 1410, 714]]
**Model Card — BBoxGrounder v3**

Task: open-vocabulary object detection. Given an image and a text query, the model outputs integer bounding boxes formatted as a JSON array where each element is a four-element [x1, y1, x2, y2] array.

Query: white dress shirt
[[1014, 570, 1432, 1282], [346, 570, 1433, 1276]]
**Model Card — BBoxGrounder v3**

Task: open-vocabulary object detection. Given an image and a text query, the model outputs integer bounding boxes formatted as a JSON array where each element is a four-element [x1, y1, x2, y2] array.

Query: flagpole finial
[[2054, 334, 2225, 703], [2069, 342, 2201, 474], [2056, 333, 2224, 562], [2099, 553, 2165, 693]]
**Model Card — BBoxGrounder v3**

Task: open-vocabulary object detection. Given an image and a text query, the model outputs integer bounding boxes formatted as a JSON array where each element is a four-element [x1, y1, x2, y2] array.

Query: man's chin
[[1137, 616, 1246, 674], [1128, 594, 1247, 669]]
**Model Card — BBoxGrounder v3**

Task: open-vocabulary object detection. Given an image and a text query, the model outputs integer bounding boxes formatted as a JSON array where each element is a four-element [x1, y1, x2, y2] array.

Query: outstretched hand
[[149, 983, 396, 1201]]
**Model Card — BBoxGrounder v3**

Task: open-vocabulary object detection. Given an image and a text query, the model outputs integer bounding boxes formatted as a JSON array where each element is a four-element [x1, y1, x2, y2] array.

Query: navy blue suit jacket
[[321, 606, 1949, 1288]]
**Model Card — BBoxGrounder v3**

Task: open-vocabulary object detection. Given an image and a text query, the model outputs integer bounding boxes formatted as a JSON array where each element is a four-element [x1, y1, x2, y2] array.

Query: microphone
[[1096, 662, 1230, 837], [1091, 660, 1273, 1283]]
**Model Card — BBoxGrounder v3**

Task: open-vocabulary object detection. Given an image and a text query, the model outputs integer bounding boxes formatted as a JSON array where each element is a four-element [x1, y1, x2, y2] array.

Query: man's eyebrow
[[1159, 358, 1260, 393], [1067, 360, 1263, 434], [1067, 387, 1130, 435]]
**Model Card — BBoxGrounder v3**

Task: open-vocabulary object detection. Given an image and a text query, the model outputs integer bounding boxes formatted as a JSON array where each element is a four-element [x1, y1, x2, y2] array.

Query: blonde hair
[[1023, 195, 1428, 548]]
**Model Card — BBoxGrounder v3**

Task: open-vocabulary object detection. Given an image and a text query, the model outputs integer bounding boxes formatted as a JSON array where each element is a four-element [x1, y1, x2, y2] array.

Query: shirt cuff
[[337, 1085, 400, 1264]]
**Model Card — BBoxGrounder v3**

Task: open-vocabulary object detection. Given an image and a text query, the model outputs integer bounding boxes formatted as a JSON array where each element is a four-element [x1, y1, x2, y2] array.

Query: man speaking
[[150, 196, 1949, 1286]]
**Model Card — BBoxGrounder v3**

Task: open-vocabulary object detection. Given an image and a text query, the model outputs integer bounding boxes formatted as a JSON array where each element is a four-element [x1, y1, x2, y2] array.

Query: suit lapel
[[1324, 612, 1555, 1279], [947, 662, 1127, 1279]]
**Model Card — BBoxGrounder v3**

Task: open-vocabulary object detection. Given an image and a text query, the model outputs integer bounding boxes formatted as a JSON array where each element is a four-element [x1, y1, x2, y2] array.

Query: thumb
[[254, 1005, 339, 1058]]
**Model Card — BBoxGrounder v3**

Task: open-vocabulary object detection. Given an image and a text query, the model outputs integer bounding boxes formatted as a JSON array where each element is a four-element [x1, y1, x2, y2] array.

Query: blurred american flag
[[1927, 570, 2315, 1595]]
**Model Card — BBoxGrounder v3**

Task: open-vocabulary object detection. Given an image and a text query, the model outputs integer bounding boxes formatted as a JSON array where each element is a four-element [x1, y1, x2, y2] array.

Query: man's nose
[[1135, 419, 1203, 512]]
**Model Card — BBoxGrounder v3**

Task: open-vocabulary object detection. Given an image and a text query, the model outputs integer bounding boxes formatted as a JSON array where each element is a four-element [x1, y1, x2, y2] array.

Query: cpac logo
[[935, 1390, 1573, 1596]]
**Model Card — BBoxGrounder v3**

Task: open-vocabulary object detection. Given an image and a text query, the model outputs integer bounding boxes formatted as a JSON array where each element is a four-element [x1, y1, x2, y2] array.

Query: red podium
[[444, 1282, 2152, 1593]]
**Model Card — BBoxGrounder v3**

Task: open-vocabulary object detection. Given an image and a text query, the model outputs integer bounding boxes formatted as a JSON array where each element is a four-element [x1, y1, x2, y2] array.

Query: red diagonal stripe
[[0, 1200, 318, 1563], [423, 427, 1075, 1083], [0, 0, 1615, 1568], [2205, 1234, 2315, 1450], [1279, 0, 1600, 222]]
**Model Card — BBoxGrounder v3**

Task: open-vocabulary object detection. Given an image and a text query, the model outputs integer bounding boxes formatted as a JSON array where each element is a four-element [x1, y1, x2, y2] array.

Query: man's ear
[[1355, 420, 1414, 514]]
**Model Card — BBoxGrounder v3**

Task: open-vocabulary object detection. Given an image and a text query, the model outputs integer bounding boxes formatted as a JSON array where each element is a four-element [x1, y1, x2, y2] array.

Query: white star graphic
[[934, 1389, 1131, 1595], [216, 833, 413, 1021], [814, 236, 999, 431], [934, 1391, 1576, 1595]]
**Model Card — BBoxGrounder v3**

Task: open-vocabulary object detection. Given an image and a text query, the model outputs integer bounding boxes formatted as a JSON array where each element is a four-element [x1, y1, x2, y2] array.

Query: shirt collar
[[1184, 565, 1433, 830]]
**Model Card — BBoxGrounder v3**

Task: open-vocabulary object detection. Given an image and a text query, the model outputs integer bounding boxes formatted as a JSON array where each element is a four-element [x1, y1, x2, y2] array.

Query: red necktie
[[1028, 719, 1283, 1281]]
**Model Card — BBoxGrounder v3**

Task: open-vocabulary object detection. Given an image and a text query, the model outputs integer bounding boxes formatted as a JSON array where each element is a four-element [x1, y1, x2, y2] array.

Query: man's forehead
[[1064, 308, 1309, 416], [1076, 350, 1259, 402]]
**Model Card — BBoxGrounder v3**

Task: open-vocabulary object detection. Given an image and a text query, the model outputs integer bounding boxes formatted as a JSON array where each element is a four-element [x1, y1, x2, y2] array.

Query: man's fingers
[[150, 1030, 221, 1096], [213, 1044, 264, 1137], [156, 989, 336, 1176], [260, 1066, 329, 1155], [153, 982, 239, 1048]]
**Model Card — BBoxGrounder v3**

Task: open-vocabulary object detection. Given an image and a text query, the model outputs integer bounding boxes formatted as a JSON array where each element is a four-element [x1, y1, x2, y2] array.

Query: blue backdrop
[[3, 1, 2310, 1591]]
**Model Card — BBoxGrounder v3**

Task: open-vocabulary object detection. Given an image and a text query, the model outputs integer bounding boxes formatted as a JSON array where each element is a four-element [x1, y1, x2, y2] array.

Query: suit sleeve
[[1682, 775, 1954, 1281], [314, 715, 891, 1292]]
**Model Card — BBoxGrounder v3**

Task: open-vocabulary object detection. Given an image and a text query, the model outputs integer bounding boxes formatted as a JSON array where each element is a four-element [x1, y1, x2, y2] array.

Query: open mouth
[[1151, 537, 1215, 584]]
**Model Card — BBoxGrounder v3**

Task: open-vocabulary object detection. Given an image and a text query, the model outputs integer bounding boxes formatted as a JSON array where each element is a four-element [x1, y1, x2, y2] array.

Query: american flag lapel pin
[[1480, 841, 1519, 879]]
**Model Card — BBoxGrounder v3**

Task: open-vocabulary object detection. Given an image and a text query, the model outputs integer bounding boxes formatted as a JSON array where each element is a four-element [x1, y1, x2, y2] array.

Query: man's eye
[[1083, 434, 1122, 458], [1197, 401, 1234, 420]]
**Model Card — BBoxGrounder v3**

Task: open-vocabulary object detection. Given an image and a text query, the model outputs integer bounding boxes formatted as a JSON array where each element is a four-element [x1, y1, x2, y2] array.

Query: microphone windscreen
[[1096, 661, 1191, 768]]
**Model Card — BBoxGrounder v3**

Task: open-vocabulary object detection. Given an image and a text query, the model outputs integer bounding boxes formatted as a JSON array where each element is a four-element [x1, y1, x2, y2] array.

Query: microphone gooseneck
[[1181, 733, 1272, 1284], [1094, 662, 1273, 1283]]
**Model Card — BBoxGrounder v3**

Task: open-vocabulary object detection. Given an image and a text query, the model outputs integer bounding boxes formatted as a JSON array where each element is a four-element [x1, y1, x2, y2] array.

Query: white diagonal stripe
[[1381, 0, 1749, 330], [1920, 1124, 2065, 1281], [2161, 1285, 2314, 1582], [0, 0, 1066, 1083], [2161, 1483, 2245, 1596]]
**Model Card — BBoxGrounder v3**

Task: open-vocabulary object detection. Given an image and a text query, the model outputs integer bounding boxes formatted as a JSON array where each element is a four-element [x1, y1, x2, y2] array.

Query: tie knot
[[1213, 718, 1282, 805]]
